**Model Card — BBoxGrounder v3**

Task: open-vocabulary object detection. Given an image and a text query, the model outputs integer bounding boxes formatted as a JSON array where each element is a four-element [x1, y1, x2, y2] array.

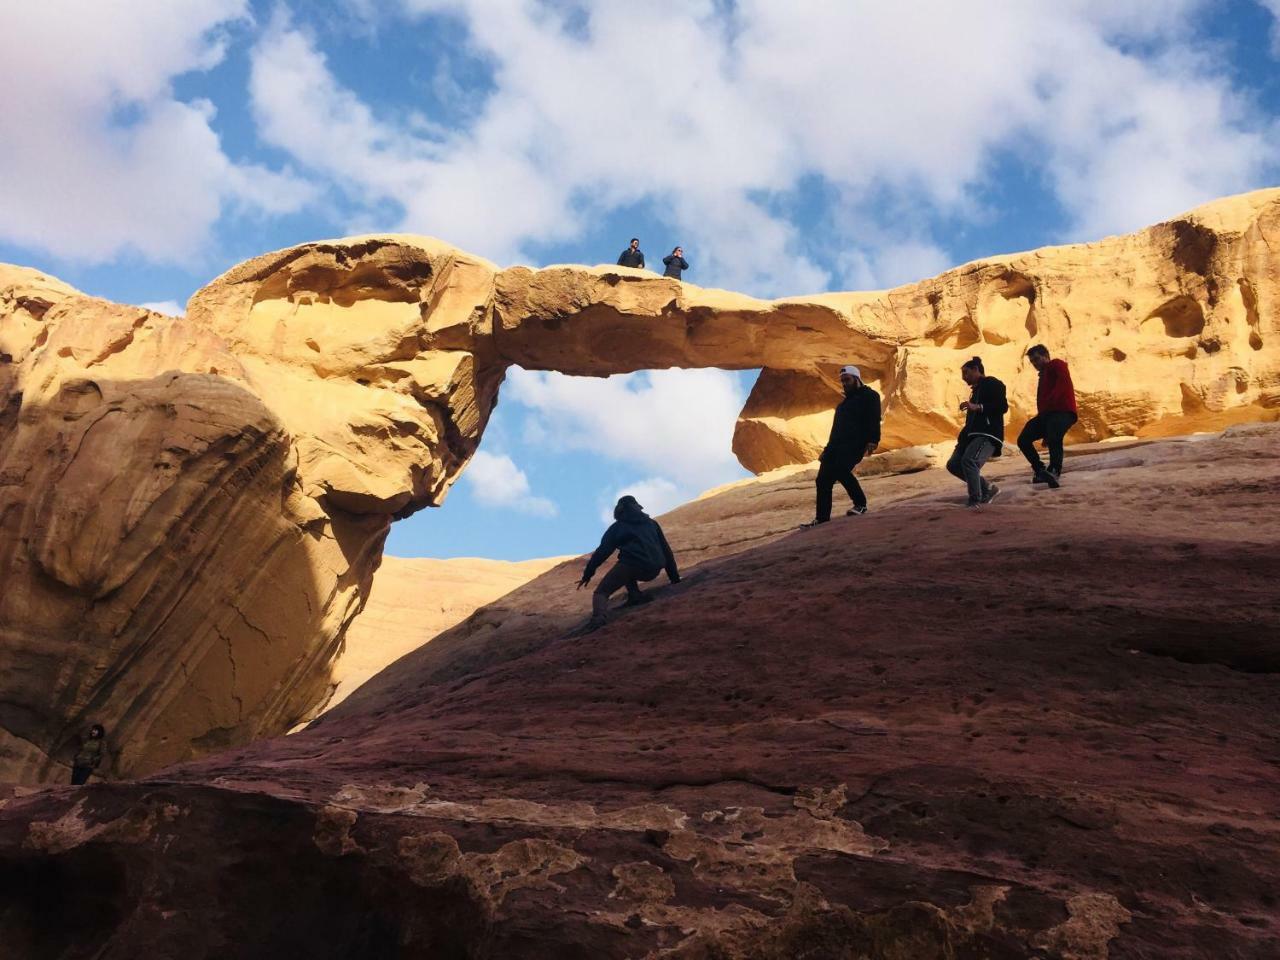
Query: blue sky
[[3, 0, 1279, 560]]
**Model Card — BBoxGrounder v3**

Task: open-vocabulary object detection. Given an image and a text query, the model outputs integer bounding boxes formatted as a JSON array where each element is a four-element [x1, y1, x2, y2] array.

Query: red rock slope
[[1, 425, 1277, 959]]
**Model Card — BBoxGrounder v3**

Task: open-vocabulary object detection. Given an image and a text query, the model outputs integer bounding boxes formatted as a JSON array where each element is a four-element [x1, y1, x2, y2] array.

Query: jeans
[[592, 561, 659, 620], [1018, 411, 1077, 474], [946, 436, 998, 504], [814, 457, 867, 522]]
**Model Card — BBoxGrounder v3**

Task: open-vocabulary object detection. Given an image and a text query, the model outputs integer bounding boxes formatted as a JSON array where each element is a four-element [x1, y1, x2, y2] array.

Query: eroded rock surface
[[2, 189, 1279, 780], [1, 427, 1276, 957]]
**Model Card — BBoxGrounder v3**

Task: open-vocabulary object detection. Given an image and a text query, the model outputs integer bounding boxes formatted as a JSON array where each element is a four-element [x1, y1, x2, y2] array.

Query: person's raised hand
[[577, 574, 590, 590]]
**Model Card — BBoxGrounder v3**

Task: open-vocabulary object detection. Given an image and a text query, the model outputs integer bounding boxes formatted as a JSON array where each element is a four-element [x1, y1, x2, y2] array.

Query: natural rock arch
[[1, 187, 1278, 780]]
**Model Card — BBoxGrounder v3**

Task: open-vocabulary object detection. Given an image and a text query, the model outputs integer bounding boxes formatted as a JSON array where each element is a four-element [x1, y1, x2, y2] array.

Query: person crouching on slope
[[802, 364, 881, 528], [948, 356, 1009, 509], [1017, 344, 1077, 488], [578, 495, 681, 630]]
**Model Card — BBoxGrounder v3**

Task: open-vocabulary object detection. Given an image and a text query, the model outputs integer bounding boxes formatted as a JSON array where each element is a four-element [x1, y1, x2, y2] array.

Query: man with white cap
[[802, 365, 881, 528]]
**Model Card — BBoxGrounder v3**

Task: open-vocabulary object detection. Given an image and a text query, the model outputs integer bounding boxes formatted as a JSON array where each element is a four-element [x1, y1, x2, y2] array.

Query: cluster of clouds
[[0, 0, 312, 263], [4, 1, 1280, 525]]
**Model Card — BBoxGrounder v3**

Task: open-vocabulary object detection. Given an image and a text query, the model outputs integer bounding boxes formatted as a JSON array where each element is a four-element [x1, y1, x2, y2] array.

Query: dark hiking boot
[[1031, 470, 1049, 484], [1034, 469, 1060, 489], [1048, 465, 1062, 479], [846, 505, 868, 516], [799, 519, 827, 529], [622, 593, 654, 608], [980, 484, 1001, 505]]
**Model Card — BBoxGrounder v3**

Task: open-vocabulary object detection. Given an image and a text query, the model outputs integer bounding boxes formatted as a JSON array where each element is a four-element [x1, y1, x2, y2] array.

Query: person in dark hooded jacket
[[801, 364, 881, 528], [947, 356, 1008, 508], [578, 495, 680, 629]]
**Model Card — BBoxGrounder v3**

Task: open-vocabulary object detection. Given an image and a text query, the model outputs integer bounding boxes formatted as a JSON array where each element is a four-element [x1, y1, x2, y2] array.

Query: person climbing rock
[[662, 246, 689, 280], [70, 724, 106, 785], [617, 237, 645, 269], [578, 495, 680, 630], [947, 356, 1008, 509], [801, 365, 880, 528], [1017, 344, 1077, 487]]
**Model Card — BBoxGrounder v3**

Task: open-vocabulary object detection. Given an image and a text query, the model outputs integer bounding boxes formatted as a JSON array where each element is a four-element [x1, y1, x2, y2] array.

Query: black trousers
[[1018, 411, 1077, 473], [815, 457, 867, 522], [71, 765, 92, 785]]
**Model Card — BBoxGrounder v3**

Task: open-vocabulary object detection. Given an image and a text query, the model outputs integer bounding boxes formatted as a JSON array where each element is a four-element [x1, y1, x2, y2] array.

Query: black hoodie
[[583, 504, 679, 582], [959, 376, 1009, 445], [820, 384, 882, 468]]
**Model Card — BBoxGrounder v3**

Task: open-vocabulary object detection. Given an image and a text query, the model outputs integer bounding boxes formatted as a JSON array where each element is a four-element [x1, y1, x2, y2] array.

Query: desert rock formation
[[1, 189, 1278, 781], [326, 555, 567, 710], [2, 426, 1277, 957]]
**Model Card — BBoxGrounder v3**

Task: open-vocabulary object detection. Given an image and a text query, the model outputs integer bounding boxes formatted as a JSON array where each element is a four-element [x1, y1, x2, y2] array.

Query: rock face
[[1, 426, 1277, 958], [1, 189, 1279, 781], [325, 555, 567, 711]]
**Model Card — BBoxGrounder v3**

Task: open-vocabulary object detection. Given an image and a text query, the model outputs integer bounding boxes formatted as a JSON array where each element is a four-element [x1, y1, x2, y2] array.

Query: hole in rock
[[386, 366, 764, 564], [1109, 348, 1127, 362], [1143, 296, 1205, 338]]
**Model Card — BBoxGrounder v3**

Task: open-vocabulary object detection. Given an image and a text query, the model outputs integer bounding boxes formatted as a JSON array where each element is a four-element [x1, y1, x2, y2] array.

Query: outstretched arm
[[579, 526, 618, 587]]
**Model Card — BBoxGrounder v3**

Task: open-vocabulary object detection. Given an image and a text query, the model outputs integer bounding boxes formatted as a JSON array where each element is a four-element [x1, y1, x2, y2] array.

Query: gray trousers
[[946, 436, 998, 503]]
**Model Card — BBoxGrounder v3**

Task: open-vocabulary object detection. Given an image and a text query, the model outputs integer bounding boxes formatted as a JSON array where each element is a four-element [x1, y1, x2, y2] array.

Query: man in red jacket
[[1017, 345, 1077, 488]]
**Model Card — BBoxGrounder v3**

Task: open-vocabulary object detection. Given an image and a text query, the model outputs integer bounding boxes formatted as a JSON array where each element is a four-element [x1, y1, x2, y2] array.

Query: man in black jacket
[[802, 365, 881, 528], [617, 238, 645, 269], [578, 495, 680, 629], [947, 356, 1008, 508]]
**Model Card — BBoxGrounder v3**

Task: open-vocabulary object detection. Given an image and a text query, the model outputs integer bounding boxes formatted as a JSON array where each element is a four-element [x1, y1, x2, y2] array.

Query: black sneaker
[[1031, 470, 1049, 485], [799, 519, 827, 529], [1034, 469, 1060, 489], [622, 593, 654, 608], [980, 484, 1001, 504], [965, 499, 982, 510], [1048, 466, 1062, 479], [846, 505, 868, 516]]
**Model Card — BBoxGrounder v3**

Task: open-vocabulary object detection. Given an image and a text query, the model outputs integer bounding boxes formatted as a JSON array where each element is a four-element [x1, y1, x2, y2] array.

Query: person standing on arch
[[947, 356, 1008, 509], [1017, 344, 1077, 488], [617, 237, 645, 269], [801, 365, 881, 528], [662, 246, 689, 280]]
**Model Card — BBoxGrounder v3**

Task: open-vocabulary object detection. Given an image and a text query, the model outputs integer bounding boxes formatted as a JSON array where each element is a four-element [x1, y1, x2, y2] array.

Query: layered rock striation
[[1, 189, 1278, 780]]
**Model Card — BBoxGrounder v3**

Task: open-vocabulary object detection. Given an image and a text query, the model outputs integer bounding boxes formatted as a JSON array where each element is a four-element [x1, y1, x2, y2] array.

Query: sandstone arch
[[2, 187, 1280, 780]]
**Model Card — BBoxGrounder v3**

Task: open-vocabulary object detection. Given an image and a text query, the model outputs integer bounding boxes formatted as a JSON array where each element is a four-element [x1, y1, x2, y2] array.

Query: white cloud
[[464, 450, 558, 516], [138, 300, 185, 316], [0, 0, 312, 263], [245, 1, 1276, 297], [505, 367, 748, 495], [600, 478, 682, 524]]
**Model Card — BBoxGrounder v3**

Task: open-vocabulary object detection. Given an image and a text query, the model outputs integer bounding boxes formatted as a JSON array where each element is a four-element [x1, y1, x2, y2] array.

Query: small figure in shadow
[[71, 724, 106, 785], [578, 495, 680, 630]]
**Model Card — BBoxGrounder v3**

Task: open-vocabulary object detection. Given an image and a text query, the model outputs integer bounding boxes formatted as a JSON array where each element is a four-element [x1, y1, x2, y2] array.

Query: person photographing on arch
[[662, 246, 689, 280], [578, 495, 680, 631], [801, 364, 880, 528], [1017, 344, 1077, 487], [947, 356, 1008, 509]]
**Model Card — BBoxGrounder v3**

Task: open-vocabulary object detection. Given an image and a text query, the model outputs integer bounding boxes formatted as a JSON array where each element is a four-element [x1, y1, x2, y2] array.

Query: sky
[[2, 0, 1279, 561]]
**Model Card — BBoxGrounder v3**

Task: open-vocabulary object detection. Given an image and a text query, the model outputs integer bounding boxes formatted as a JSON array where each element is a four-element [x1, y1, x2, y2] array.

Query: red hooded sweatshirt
[[1037, 358, 1077, 414]]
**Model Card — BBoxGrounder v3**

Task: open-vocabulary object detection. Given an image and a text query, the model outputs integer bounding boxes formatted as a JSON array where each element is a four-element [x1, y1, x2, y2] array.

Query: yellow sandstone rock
[[0, 188, 1277, 781]]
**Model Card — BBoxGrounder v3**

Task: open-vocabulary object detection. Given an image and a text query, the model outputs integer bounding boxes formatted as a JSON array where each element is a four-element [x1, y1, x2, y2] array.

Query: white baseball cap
[[839, 365, 862, 380]]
